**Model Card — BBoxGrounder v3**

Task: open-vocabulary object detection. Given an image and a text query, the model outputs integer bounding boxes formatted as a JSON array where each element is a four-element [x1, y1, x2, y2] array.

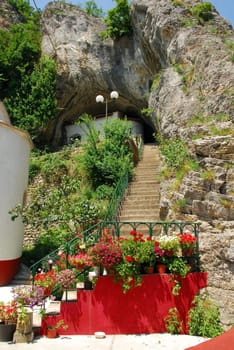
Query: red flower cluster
[[130, 230, 147, 242], [69, 253, 93, 270], [125, 255, 135, 263], [177, 232, 197, 248], [34, 271, 56, 289], [0, 301, 18, 324], [88, 235, 123, 270]]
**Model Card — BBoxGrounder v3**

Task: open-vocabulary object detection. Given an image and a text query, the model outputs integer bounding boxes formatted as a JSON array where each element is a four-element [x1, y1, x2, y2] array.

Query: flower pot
[[47, 328, 57, 338], [182, 247, 194, 256], [156, 264, 166, 274], [84, 280, 93, 290], [0, 323, 16, 342], [145, 266, 154, 274]]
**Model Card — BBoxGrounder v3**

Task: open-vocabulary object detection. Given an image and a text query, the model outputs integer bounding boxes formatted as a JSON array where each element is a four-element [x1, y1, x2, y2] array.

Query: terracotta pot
[[156, 264, 166, 274], [145, 266, 154, 274], [182, 247, 194, 256], [47, 328, 57, 338]]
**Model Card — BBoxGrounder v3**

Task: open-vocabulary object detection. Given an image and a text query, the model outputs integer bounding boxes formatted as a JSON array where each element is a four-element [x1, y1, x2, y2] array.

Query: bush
[[188, 293, 224, 338], [159, 137, 190, 169], [79, 116, 133, 188], [102, 0, 132, 40], [190, 2, 214, 23]]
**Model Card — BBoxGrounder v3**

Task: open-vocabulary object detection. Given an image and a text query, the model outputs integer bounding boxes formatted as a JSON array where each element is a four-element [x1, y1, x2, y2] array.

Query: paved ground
[[0, 333, 209, 350]]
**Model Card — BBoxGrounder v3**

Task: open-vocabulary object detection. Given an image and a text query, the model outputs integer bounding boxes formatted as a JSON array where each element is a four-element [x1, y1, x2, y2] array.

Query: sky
[[29, 0, 234, 27]]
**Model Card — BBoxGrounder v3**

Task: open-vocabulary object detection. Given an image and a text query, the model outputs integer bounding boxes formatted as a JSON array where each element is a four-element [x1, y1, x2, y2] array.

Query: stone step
[[121, 202, 159, 208], [10, 264, 31, 286], [129, 183, 160, 190], [119, 215, 160, 221], [119, 207, 159, 213], [116, 222, 162, 233], [121, 202, 160, 209], [127, 189, 160, 195]]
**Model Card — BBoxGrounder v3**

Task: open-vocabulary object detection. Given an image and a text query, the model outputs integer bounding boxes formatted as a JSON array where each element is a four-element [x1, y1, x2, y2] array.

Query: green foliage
[[173, 63, 184, 75], [159, 137, 190, 169], [9, 0, 39, 21], [171, 0, 186, 7], [141, 107, 154, 118], [167, 257, 190, 278], [164, 307, 183, 334], [84, 0, 105, 18], [79, 116, 133, 189], [0, 1, 57, 146], [10, 146, 106, 253], [188, 293, 224, 337], [151, 73, 161, 91], [5, 56, 57, 146], [0, 0, 40, 99], [190, 2, 214, 24], [101, 0, 132, 40]]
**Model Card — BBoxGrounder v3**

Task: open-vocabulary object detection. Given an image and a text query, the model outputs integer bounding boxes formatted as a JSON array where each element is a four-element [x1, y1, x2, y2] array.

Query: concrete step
[[119, 208, 159, 215], [119, 215, 160, 221], [117, 223, 162, 236], [129, 183, 160, 190], [121, 202, 160, 209], [127, 189, 160, 195], [10, 264, 31, 285]]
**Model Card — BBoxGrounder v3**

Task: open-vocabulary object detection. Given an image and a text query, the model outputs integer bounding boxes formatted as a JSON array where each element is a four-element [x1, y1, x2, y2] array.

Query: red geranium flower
[[125, 255, 135, 263]]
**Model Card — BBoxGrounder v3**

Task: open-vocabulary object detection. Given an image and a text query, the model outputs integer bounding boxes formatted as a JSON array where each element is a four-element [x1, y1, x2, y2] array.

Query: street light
[[96, 91, 119, 118]]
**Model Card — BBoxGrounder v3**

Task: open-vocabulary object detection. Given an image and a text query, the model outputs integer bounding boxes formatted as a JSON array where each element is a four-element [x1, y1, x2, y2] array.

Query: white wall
[[65, 114, 143, 143], [0, 122, 32, 260]]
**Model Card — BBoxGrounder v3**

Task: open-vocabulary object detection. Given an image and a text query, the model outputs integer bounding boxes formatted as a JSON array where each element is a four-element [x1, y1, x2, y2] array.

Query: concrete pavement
[[0, 333, 209, 350]]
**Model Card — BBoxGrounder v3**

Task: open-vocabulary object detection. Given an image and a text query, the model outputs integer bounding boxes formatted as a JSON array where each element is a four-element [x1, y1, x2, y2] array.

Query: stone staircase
[[117, 144, 161, 235]]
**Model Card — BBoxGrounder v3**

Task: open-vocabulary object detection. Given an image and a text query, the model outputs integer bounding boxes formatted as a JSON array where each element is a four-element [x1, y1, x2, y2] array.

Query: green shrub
[[5, 56, 57, 146], [159, 137, 190, 168], [101, 0, 132, 40], [164, 307, 183, 334], [79, 116, 133, 188], [190, 2, 214, 23], [188, 293, 224, 337], [84, 0, 105, 18]]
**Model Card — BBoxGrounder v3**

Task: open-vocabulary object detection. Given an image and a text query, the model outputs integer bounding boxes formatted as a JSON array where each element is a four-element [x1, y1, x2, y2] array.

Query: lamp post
[[96, 91, 119, 118]]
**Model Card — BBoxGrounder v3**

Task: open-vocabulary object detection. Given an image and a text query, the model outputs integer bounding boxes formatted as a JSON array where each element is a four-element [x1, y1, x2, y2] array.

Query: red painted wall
[[43, 272, 207, 335]]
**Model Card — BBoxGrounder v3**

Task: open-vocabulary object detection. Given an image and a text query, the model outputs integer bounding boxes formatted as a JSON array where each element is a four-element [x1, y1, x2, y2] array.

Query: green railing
[[103, 172, 129, 222]]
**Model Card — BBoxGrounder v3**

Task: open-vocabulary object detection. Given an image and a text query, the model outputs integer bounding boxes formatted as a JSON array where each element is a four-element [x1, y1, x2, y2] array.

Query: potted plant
[[55, 268, 77, 299], [177, 232, 197, 256], [11, 285, 44, 343], [34, 270, 57, 296], [114, 231, 143, 292], [88, 234, 122, 274], [114, 255, 142, 293], [158, 235, 180, 257], [0, 301, 18, 341], [136, 238, 156, 273], [46, 319, 68, 338], [167, 257, 191, 295], [154, 242, 167, 273], [69, 253, 93, 271]]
